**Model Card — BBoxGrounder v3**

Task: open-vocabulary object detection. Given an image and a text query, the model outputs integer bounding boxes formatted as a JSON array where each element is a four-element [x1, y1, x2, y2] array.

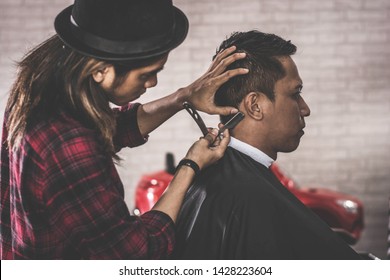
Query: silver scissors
[[183, 101, 244, 137]]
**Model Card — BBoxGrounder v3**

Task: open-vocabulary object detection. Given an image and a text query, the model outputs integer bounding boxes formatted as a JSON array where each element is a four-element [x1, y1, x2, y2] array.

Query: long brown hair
[[6, 35, 126, 157]]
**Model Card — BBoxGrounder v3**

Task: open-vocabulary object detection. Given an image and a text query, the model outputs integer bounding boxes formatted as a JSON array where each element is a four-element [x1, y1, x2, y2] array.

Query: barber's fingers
[[200, 128, 219, 145], [207, 46, 236, 72], [213, 125, 230, 148], [186, 127, 230, 170], [202, 128, 229, 152], [208, 46, 246, 74]]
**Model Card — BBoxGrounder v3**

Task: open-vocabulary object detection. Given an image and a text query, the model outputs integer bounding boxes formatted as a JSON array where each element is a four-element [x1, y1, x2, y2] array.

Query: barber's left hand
[[183, 46, 248, 116], [184, 126, 230, 171]]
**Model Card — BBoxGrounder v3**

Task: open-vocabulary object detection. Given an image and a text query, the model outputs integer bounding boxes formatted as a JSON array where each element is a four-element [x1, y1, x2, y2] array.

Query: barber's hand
[[184, 126, 230, 171], [183, 46, 248, 116]]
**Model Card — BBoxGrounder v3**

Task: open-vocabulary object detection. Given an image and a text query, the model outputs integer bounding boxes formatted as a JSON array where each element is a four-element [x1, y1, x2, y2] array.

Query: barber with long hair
[[0, 0, 247, 259]]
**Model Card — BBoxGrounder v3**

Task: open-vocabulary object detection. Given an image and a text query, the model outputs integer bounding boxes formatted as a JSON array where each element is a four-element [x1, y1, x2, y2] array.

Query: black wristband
[[176, 159, 200, 176]]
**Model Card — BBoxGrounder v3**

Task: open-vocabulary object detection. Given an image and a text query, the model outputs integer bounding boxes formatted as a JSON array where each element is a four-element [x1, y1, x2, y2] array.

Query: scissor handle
[[183, 102, 208, 136]]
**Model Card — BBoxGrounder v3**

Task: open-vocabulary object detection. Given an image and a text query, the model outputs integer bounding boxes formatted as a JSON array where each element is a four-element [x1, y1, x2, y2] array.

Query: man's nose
[[300, 98, 311, 117]]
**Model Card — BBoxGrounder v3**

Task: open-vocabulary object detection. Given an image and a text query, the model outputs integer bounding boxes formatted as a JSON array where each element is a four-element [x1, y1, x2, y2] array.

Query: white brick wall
[[1, 0, 389, 259]]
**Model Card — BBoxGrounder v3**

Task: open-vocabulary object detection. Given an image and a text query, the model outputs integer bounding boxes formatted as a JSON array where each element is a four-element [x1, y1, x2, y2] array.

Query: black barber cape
[[173, 147, 361, 259]]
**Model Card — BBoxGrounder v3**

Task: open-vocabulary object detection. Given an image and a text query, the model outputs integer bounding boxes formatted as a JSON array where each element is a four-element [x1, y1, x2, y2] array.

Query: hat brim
[[54, 5, 189, 61]]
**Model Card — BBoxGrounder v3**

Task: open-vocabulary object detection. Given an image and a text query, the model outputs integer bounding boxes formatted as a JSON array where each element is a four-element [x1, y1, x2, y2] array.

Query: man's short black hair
[[214, 30, 296, 123]]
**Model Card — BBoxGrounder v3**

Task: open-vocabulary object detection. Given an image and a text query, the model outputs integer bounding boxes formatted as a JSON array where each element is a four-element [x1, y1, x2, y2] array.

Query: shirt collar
[[228, 137, 274, 168]]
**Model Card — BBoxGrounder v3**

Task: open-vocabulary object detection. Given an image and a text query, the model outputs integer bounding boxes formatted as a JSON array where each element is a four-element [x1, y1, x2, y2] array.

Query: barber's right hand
[[184, 126, 230, 171], [182, 46, 248, 116]]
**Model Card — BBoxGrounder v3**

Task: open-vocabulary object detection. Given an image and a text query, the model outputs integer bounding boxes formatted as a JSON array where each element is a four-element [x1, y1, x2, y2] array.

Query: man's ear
[[92, 67, 110, 83], [242, 92, 266, 120]]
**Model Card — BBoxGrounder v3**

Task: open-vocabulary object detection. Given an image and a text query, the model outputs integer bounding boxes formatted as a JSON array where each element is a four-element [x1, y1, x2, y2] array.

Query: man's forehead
[[279, 57, 303, 89], [274, 72, 303, 93]]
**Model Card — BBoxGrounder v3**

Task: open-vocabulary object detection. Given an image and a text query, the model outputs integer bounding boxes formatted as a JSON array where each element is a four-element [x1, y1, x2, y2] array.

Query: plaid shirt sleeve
[[114, 103, 149, 150]]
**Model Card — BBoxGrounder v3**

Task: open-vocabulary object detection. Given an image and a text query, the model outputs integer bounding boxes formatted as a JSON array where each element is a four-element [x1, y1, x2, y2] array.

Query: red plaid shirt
[[0, 103, 175, 259]]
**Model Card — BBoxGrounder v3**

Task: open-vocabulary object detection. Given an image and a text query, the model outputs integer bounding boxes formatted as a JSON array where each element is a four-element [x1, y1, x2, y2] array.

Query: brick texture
[[1, 0, 389, 259]]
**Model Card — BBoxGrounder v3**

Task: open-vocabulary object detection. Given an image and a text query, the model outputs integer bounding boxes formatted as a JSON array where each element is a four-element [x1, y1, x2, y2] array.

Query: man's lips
[[299, 125, 306, 135]]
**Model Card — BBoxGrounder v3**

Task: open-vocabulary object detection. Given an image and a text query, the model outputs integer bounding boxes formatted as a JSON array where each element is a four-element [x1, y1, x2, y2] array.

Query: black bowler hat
[[54, 0, 189, 61]]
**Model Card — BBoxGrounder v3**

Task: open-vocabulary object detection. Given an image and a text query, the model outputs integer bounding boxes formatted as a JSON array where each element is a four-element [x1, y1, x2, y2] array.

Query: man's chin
[[280, 141, 301, 153]]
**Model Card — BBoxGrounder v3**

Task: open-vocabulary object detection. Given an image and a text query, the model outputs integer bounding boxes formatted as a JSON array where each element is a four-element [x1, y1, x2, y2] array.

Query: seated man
[[173, 30, 361, 259]]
